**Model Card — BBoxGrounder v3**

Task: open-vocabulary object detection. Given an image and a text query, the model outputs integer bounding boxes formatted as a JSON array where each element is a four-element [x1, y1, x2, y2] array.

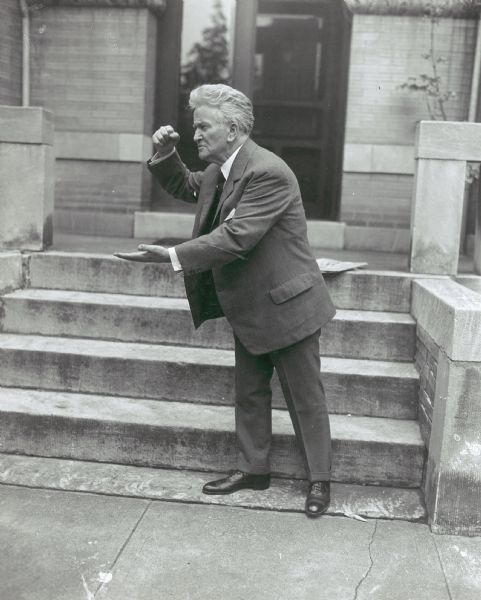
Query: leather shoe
[[305, 481, 330, 518], [202, 470, 271, 495]]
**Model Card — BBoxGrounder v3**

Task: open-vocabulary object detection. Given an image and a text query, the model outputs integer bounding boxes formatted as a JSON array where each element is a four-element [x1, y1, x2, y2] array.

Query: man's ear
[[227, 122, 238, 142]]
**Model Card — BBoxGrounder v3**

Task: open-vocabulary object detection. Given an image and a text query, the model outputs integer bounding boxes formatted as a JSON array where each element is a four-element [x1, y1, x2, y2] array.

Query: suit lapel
[[194, 139, 258, 236], [211, 139, 257, 224]]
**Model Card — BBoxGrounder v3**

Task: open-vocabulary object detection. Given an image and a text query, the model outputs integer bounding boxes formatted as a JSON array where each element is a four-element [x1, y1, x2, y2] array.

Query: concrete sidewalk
[[1, 483, 480, 600]]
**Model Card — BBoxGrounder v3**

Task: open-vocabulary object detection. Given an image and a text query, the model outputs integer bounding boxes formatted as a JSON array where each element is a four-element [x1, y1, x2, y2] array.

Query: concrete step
[[0, 453, 427, 522], [0, 387, 425, 487], [0, 334, 418, 419], [26, 252, 413, 312], [1, 289, 416, 361]]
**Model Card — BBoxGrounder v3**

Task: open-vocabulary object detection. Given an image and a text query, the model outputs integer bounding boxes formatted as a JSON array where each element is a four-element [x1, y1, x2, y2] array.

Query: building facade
[[2, 0, 480, 249]]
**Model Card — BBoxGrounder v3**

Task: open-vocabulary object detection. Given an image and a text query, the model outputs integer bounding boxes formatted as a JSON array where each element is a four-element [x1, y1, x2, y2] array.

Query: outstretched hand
[[114, 244, 171, 263]]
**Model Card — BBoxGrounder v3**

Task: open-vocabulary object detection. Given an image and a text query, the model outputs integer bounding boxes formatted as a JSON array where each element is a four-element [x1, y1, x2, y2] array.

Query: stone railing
[[410, 121, 481, 275], [0, 106, 54, 251], [412, 277, 481, 535]]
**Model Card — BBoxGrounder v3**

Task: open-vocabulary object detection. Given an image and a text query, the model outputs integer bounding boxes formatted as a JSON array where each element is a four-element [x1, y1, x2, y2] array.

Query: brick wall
[[25, 6, 158, 235], [345, 15, 476, 145], [30, 7, 155, 134], [415, 326, 439, 446], [341, 14, 477, 232], [0, 0, 22, 106], [341, 172, 413, 228], [54, 159, 152, 236], [55, 160, 150, 213]]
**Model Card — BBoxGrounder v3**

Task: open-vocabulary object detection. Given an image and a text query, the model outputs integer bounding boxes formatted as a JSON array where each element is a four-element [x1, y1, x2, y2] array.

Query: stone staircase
[[0, 251, 427, 521]]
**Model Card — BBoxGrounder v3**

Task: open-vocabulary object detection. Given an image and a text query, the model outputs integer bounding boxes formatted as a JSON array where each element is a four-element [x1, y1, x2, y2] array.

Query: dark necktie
[[209, 171, 226, 231]]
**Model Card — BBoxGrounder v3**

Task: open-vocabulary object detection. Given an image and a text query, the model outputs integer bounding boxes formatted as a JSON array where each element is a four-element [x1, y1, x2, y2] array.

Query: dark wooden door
[[233, 0, 351, 220]]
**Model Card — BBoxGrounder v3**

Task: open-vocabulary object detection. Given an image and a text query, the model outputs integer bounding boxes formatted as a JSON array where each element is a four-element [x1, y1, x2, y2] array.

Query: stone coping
[[344, 0, 481, 17], [26, 0, 166, 15], [25, 0, 479, 18], [0, 106, 54, 146], [412, 278, 481, 362], [415, 121, 481, 162]]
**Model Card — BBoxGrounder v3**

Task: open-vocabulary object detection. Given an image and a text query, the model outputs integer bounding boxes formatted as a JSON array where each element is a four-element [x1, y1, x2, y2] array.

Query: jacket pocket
[[269, 273, 315, 304]]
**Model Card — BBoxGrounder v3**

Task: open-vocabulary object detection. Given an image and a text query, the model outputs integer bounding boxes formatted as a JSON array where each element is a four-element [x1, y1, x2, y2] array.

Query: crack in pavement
[[93, 500, 152, 599], [353, 520, 379, 600], [432, 536, 454, 600]]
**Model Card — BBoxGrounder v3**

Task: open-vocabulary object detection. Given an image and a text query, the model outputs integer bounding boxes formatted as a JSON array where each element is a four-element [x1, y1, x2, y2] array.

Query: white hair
[[189, 84, 254, 135]]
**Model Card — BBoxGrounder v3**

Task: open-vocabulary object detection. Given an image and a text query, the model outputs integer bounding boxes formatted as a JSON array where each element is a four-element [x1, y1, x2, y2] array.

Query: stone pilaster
[[410, 121, 481, 275], [0, 106, 54, 251], [412, 277, 481, 535], [474, 186, 481, 275]]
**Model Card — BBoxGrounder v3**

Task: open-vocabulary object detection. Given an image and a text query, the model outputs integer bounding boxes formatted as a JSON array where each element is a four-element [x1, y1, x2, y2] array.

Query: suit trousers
[[234, 329, 332, 482]]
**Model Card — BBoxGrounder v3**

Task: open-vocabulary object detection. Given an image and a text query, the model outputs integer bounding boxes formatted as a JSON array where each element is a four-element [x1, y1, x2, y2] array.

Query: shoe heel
[[252, 477, 270, 490]]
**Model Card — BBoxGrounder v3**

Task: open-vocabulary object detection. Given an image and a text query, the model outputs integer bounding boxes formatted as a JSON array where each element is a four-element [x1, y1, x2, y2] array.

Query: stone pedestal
[[410, 158, 466, 275], [412, 278, 481, 535], [409, 121, 481, 275], [0, 106, 54, 251]]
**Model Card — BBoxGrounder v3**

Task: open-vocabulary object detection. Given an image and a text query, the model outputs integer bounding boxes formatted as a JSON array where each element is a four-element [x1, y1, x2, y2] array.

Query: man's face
[[193, 105, 232, 165]]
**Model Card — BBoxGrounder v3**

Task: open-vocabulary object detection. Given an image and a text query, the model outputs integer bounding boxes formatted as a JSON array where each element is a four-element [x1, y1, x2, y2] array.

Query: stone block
[[53, 209, 134, 237], [0, 106, 54, 251], [414, 277, 481, 533], [424, 354, 481, 536], [55, 131, 152, 162], [0, 252, 23, 293], [345, 225, 410, 252], [409, 158, 467, 274], [306, 220, 345, 249], [134, 211, 194, 240], [0, 105, 54, 145], [416, 121, 481, 162], [412, 279, 481, 362], [343, 143, 414, 175]]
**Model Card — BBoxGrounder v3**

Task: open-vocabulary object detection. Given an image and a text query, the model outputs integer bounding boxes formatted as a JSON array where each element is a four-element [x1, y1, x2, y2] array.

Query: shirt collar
[[221, 143, 243, 180]]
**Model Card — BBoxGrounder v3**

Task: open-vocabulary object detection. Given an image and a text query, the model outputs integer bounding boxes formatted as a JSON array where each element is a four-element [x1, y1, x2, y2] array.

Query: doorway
[[233, 0, 351, 220]]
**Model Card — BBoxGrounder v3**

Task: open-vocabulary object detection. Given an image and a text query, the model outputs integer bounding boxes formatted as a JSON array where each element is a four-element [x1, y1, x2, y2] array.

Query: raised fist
[[152, 125, 180, 159]]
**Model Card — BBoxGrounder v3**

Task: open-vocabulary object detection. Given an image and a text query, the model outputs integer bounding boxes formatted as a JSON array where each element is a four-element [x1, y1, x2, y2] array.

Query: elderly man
[[115, 84, 336, 517]]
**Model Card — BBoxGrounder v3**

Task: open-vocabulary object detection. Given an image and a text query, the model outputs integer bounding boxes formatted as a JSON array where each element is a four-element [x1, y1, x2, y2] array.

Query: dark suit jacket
[[148, 138, 336, 355]]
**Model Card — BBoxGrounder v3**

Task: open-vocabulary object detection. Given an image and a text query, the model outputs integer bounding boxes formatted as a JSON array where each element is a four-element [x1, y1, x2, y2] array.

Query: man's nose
[[193, 130, 201, 142]]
